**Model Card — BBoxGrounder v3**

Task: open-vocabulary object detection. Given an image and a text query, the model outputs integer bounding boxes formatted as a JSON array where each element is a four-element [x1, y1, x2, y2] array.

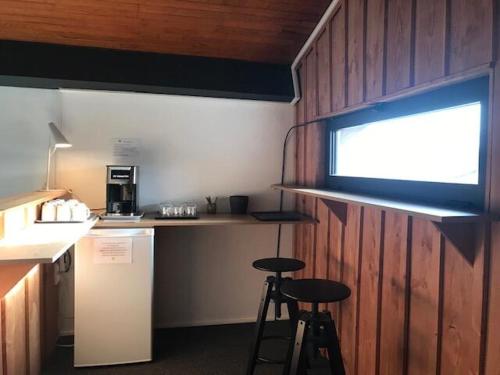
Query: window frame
[[325, 76, 490, 211]]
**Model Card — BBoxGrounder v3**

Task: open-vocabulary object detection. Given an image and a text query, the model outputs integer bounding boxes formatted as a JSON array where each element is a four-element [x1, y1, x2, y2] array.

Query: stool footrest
[[262, 335, 291, 341], [256, 356, 286, 365]]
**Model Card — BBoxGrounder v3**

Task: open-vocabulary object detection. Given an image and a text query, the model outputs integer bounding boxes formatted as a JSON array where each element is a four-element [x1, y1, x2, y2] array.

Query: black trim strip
[[0, 40, 294, 102]]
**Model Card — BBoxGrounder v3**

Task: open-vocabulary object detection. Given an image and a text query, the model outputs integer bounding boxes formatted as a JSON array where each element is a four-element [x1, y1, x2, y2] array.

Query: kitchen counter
[[0, 216, 98, 264], [94, 212, 316, 228]]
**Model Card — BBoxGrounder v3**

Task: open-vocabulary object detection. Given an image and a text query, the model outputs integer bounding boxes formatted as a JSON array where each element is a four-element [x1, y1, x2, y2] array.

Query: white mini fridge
[[74, 228, 154, 367]]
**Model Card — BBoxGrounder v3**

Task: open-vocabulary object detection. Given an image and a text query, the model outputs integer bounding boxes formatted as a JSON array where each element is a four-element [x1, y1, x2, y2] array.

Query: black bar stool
[[281, 279, 351, 375], [246, 257, 306, 375]]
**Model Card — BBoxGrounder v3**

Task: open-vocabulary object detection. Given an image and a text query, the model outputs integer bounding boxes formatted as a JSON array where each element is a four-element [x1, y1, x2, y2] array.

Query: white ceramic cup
[[56, 202, 72, 222], [67, 199, 80, 207], [71, 203, 90, 222], [41, 202, 57, 222]]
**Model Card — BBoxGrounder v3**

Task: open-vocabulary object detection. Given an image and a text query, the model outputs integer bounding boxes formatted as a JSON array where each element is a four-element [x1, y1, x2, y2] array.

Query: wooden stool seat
[[252, 257, 305, 273], [281, 279, 351, 304]]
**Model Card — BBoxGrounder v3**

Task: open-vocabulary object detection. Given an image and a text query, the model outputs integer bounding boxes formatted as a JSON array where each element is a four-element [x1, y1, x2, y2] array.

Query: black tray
[[251, 211, 304, 221]]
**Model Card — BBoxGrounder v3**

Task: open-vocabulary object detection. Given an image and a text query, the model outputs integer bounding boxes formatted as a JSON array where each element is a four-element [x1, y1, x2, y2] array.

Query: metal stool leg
[[246, 276, 274, 375], [282, 299, 299, 375], [323, 313, 345, 375], [287, 299, 299, 330], [288, 315, 309, 375]]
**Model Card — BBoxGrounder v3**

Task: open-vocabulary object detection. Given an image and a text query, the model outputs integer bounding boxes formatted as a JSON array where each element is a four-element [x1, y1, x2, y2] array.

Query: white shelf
[[0, 217, 98, 264], [273, 185, 485, 223]]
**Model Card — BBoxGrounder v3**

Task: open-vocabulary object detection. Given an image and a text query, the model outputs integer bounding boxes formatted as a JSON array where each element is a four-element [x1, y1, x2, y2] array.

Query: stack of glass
[[159, 202, 197, 218]]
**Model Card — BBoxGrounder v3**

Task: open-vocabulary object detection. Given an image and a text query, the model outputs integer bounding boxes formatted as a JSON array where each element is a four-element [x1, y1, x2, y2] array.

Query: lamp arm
[[45, 145, 56, 191], [275, 121, 312, 258]]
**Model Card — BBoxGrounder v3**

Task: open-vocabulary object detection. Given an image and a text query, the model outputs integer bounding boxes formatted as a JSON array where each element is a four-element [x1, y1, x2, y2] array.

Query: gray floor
[[43, 322, 291, 375]]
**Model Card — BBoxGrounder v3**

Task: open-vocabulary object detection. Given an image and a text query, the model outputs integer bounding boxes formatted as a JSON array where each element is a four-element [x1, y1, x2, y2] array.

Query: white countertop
[[0, 217, 98, 264]]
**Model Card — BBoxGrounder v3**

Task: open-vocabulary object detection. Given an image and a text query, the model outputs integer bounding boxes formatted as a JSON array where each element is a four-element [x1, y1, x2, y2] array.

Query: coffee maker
[[102, 165, 143, 219]]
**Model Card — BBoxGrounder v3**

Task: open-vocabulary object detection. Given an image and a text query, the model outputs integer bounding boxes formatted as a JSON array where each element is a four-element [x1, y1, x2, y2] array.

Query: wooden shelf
[[94, 213, 316, 229], [0, 217, 98, 264], [273, 185, 485, 223]]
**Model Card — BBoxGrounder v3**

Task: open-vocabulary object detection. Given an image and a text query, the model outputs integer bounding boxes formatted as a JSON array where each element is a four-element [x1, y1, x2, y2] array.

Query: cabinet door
[[4, 281, 27, 374], [448, 0, 493, 74], [305, 48, 318, 122], [317, 26, 332, 116]]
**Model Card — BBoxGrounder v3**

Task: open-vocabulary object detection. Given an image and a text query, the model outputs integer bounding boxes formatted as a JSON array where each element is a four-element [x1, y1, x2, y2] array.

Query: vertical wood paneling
[[304, 122, 326, 188], [294, 116, 306, 280], [27, 266, 41, 375], [294, 60, 304, 289], [294, 0, 497, 373], [294, 62, 306, 278], [385, 0, 414, 94], [315, 200, 330, 311], [486, 222, 500, 375], [488, 10, 500, 213], [5, 280, 27, 375], [303, 120, 318, 280], [328, 209, 344, 322], [331, 3, 346, 112], [440, 227, 484, 375], [347, 0, 365, 106], [315, 200, 330, 280], [0, 299, 3, 374], [41, 265, 60, 364], [305, 48, 318, 122], [408, 219, 442, 375], [448, 0, 493, 74], [302, 197, 316, 280], [357, 207, 383, 375], [339, 205, 362, 375], [364, 0, 385, 100], [379, 212, 409, 375], [414, 0, 446, 84], [317, 27, 332, 116]]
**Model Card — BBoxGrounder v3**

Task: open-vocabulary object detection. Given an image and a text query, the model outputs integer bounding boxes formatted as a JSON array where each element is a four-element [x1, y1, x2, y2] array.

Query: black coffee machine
[[103, 165, 142, 218]]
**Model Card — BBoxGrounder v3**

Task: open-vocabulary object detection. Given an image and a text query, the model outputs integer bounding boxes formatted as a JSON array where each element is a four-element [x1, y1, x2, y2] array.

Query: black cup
[[229, 195, 249, 214]]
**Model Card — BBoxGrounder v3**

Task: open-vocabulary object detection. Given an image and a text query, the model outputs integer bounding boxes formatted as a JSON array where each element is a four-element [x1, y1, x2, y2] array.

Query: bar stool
[[281, 279, 351, 375], [246, 257, 306, 375]]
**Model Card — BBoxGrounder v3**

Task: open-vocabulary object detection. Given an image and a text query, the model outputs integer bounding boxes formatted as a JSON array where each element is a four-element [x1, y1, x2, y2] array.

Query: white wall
[[56, 90, 295, 332], [0, 86, 62, 197]]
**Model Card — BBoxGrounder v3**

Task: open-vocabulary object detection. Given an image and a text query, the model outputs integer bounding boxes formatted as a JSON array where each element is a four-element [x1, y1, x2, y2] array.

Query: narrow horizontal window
[[332, 102, 481, 185], [326, 77, 489, 210]]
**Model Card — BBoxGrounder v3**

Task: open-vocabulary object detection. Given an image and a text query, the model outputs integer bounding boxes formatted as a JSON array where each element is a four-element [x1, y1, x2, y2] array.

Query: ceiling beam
[[0, 40, 294, 102]]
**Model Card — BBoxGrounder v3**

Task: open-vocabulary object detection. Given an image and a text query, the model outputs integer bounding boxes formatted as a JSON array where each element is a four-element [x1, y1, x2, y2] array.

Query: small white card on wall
[[93, 237, 133, 264], [112, 138, 141, 163]]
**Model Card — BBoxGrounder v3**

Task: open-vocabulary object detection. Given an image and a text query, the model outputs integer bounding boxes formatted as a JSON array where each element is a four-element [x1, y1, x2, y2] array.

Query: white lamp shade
[[48, 122, 72, 148]]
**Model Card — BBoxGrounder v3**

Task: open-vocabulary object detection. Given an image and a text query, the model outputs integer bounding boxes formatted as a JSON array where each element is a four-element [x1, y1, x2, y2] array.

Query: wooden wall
[[0, 192, 65, 374], [0, 265, 41, 375], [292, 1, 499, 374]]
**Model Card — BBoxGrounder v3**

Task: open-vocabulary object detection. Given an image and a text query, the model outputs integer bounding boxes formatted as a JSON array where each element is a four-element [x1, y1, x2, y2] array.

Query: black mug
[[229, 195, 249, 214]]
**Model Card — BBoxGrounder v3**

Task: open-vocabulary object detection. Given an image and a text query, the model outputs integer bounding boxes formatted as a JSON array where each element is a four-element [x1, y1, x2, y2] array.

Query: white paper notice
[[112, 138, 140, 162], [93, 237, 133, 264]]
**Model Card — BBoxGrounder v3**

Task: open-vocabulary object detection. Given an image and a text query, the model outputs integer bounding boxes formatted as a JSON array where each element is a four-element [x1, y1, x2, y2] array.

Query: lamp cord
[[275, 122, 312, 258]]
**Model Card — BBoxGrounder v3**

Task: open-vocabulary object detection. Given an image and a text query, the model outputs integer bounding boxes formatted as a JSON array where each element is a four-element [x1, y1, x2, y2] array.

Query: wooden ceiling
[[0, 0, 331, 64]]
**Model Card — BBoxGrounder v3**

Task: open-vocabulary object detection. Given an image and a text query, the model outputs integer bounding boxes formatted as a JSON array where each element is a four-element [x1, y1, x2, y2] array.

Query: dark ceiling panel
[[0, 40, 295, 101]]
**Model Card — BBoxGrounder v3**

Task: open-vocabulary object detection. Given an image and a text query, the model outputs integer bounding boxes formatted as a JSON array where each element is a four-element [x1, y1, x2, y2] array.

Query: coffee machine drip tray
[[100, 212, 144, 221]]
